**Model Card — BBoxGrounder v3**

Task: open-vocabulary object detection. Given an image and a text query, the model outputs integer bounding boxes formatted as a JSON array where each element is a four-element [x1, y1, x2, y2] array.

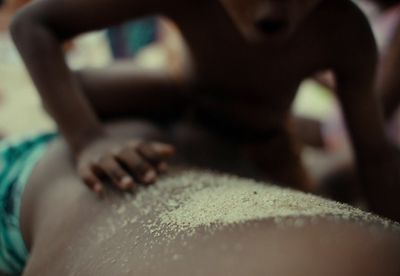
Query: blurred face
[[219, 0, 321, 42]]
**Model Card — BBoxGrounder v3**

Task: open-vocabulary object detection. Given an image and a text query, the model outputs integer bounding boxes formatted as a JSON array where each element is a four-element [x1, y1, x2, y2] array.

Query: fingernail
[[143, 170, 156, 183], [155, 144, 175, 155], [120, 176, 134, 189]]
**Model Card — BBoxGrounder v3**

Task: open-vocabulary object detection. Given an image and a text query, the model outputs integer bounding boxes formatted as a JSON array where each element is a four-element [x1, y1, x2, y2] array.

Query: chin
[[245, 30, 292, 45]]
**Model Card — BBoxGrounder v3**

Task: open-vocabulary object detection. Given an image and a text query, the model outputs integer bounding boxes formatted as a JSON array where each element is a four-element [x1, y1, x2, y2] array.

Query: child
[[9, 0, 400, 220]]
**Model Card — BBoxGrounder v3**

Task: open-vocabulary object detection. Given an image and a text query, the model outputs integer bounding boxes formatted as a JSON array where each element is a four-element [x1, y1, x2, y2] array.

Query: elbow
[[10, 7, 63, 44], [10, 9, 33, 41], [10, 5, 76, 45], [10, 9, 42, 48], [10, 8, 65, 58]]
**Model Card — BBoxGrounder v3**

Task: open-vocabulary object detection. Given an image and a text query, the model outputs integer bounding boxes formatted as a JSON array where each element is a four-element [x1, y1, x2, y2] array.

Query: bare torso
[[20, 121, 400, 276], [12, 0, 389, 199], [155, 0, 360, 189], [173, 0, 335, 131]]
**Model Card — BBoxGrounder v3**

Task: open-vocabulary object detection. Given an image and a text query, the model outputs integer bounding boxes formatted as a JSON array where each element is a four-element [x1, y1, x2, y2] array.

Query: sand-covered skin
[[57, 169, 399, 275], [101, 169, 399, 242]]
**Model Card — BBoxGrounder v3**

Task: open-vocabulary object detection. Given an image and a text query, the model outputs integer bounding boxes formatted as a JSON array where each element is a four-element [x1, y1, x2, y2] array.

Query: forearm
[[338, 84, 390, 162], [331, 8, 400, 219], [381, 77, 400, 122], [11, 13, 105, 154], [332, 16, 390, 162], [379, 26, 400, 121], [75, 64, 188, 122]]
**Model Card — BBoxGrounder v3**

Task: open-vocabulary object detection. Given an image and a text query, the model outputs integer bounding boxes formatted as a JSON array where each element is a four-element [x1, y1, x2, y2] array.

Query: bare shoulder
[[12, 0, 189, 39], [315, 0, 374, 44], [317, 0, 369, 24], [314, 0, 377, 70]]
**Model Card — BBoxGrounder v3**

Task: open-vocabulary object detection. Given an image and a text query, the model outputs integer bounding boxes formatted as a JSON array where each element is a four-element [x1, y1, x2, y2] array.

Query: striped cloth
[[0, 133, 56, 275]]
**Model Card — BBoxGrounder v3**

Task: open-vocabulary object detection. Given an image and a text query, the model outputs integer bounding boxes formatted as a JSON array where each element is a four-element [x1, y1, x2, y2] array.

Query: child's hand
[[76, 135, 175, 196]]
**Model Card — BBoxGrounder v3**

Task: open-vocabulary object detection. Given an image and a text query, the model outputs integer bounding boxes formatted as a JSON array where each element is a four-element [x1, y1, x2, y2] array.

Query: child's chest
[[173, 0, 333, 128], [184, 41, 322, 120], [175, 3, 329, 103]]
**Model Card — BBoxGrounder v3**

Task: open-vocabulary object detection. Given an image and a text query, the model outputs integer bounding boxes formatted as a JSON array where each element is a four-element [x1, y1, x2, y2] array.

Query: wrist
[[68, 126, 107, 155]]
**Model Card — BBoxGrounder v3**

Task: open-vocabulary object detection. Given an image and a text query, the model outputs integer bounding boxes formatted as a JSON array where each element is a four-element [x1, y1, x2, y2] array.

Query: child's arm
[[10, 0, 177, 194], [74, 62, 188, 121], [332, 4, 400, 221], [379, 24, 400, 121]]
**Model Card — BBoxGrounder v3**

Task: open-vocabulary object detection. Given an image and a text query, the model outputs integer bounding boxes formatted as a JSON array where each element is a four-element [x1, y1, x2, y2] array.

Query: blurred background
[[0, 0, 399, 184], [0, 0, 187, 136]]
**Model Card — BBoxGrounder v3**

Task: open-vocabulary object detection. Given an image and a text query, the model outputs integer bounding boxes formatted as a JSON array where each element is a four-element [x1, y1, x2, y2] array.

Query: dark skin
[[314, 0, 400, 122], [20, 121, 400, 276], [372, 0, 400, 10], [378, 6, 400, 121], [317, 0, 400, 220], [9, 0, 400, 219]]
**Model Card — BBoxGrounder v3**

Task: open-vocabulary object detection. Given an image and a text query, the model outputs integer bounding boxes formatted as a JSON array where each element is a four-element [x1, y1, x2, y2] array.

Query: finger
[[136, 142, 175, 165], [78, 165, 104, 196], [150, 142, 175, 157], [116, 150, 157, 184], [157, 162, 169, 173], [99, 156, 135, 191]]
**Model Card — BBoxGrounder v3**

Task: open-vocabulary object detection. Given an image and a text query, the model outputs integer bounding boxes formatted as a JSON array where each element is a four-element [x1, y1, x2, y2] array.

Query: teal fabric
[[0, 133, 57, 275], [107, 17, 158, 58]]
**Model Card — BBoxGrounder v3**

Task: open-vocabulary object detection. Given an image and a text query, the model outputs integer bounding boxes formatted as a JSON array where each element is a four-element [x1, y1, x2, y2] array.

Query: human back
[[20, 122, 400, 276]]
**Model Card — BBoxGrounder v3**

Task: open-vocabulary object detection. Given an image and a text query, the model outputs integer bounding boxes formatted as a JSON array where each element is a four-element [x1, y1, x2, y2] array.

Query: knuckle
[[137, 141, 151, 152], [109, 167, 125, 180], [98, 156, 109, 166], [122, 150, 140, 162], [112, 146, 126, 156], [135, 160, 150, 173], [138, 145, 158, 159], [128, 140, 141, 149], [99, 155, 116, 168], [125, 152, 146, 168]]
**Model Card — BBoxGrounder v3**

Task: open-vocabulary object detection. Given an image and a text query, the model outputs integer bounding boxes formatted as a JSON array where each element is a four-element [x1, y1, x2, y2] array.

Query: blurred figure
[[314, 0, 400, 143], [317, 0, 400, 209], [107, 17, 159, 59], [10, 0, 400, 222], [372, 0, 400, 132], [296, 1, 400, 217]]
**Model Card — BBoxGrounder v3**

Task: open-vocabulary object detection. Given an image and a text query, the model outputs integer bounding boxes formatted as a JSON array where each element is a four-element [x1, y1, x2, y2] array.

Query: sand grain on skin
[[93, 170, 398, 245]]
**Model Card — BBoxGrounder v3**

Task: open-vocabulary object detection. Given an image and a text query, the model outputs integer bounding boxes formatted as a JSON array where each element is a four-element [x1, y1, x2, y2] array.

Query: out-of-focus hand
[[76, 135, 175, 196]]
